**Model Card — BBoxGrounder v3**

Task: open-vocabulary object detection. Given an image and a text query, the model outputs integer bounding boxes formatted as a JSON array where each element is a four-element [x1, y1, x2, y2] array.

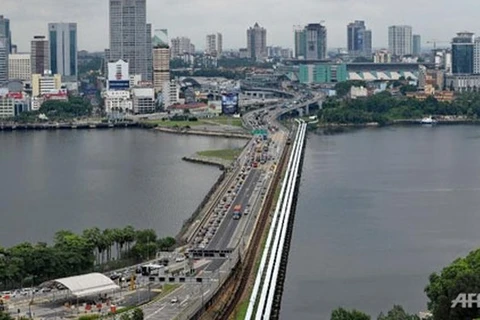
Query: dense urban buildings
[[48, 23, 78, 81], [206, 33, 223, 56], [247, 23, 267, 60], [347, 20, 372, 57], [108, 0, 152, 81], [8, 53, 31, 81], [0, 15, 12, 54], [30, 36, 50, 75], [413, 34, 421, 56], [388, 25, 413, 56], [452, 32, 474, 74], [170, 37, 195, 57]]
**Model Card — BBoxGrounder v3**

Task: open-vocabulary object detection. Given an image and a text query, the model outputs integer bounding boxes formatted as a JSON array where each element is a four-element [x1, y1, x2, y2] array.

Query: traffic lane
[[208, 169, 262, 250], [206, 169, 260, 249], [148, 283, 214, 320], [225, 170, 265, 249]]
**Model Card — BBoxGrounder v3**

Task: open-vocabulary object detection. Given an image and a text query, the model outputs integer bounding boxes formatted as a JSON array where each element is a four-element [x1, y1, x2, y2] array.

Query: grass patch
[[206, 116, 244, 127], [197, 148, 243, 161], [142, 119, 205, 127], [158, 284, 179, 299], [234, 299, 250, 320]]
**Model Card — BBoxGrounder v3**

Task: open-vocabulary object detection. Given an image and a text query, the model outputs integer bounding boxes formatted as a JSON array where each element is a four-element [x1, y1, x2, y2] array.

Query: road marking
[[145, 305, 166, 319]]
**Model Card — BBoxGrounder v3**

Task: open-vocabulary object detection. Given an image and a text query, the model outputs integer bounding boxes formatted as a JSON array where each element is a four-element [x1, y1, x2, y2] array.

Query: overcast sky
[[3, 0, 479, 52]]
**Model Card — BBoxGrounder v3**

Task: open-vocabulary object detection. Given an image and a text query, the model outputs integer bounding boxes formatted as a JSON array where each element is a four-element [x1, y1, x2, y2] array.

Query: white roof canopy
[[41, 273, 120, 298]]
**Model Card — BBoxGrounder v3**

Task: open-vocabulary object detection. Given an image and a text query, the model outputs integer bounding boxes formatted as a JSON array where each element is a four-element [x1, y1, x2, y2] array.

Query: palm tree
[[102, 229, 114, 262], [123, 226, 136, 254]]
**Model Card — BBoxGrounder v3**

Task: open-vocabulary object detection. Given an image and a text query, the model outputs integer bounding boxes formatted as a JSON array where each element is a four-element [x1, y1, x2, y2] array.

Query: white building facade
[[8, 53, 31, 81], [132, 87, 155, 114], [162, 80, 179, 108], [104, 90, 132, 113], [0, 96, 15, 118], [388, 25, 413, 57]]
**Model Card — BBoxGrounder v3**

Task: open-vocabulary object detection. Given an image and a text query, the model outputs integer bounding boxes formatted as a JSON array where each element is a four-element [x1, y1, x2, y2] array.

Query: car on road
[[171, 296, 179, 304]]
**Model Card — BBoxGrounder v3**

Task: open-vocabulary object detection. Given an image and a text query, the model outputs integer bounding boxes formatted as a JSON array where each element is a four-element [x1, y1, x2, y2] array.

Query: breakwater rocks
[[181, 155, 232, 170], [155, 126, 251, 139]]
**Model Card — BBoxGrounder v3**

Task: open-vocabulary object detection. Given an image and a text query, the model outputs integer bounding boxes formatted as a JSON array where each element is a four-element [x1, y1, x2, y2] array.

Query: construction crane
[[426, 39, 450, 50]]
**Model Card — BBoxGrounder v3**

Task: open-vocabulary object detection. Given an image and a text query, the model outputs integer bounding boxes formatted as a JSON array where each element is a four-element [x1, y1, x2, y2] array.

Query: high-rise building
[[31, 36, 50, 75], [153, 29, 168, 47], [170, 37, 194, 58], [247, 23, 267, 60], [452, 32, 474, 74], [388, 25, 413, 56], [294, 27, 306, 59], [217, 33, 223, 56], [109, 0, 152, 81], [146, 23, 153, 82], [48, 23, 78, 81], [363, 30, 372, 57], [305, 23, 327, 60], [206, 33, 223, 57], [0, 16, 12, 54], [0, 37, 7, 85], [474, 38, 480, 74], [347, 21, 372, 57], [8, 53, 31, 81], [153, 33, 170, 93], [413, 34, 421, 56]]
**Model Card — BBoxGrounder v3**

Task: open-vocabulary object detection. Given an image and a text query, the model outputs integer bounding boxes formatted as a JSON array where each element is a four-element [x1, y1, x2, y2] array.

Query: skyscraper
[[153, 30, 170, 93], [48, 23, 78, 81], [31, 36, 50, 75], [474, 38, 480, 74], [206, 33, 223, 56], [170, 37, 194, 58], [452, 32, 474, 74], [347, 21, 372, 57], [0, 37, 7, 85], [363, 30, 372, 57], [294, 26, 306, 59], [388, 25, 413, 56], [152, 29, 169, 47], [305, 23, 327, 60], [109, 0, 152, 81], [247, 23, 267, 60], [413, 35, 421, 56], [0, 16, 12, 54], [217, 33, 223, 56]]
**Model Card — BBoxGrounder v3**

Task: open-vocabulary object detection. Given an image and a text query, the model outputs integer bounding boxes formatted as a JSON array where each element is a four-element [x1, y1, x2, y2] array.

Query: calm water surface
[[0, 129, 246, 247], [281, 125, 480, 319]]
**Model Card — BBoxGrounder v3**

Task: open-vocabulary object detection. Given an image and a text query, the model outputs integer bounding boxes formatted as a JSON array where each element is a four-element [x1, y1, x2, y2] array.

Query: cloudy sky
[[2, 0, 479, 52]]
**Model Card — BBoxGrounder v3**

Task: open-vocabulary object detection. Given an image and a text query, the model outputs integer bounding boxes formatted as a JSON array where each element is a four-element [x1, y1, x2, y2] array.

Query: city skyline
[[3, 0, 480, 52]]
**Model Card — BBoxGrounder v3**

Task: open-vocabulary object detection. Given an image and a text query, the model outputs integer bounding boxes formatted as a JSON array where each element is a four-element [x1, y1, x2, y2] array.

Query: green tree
[[425, 248, 480, 320], [157, 237, 176, 251], [120, 313, 131, 320], [331, 307, 371, 320], [131, 308, 144, 320], [377, 305, 420, 320], [123, 226, 136, 252]]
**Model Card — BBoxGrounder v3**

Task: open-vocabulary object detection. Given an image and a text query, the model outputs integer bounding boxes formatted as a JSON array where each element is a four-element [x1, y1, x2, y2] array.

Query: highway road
[[206, 169, 262, 250]]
